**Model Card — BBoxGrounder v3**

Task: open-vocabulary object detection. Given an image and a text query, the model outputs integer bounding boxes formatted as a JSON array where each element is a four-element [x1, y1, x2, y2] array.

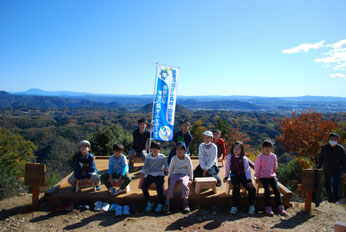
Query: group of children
[[68, 118, 286, 216]]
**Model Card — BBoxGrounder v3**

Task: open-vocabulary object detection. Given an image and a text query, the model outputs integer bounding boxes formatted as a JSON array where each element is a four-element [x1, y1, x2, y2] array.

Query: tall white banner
[[152, 65, 179, 142]]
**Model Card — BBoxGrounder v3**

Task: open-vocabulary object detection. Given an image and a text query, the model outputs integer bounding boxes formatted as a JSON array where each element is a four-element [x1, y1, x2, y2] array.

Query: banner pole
[[149, 63, 158, 150]]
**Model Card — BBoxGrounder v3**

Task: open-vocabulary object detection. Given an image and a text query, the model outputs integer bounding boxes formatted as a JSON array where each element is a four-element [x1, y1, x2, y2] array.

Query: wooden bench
[[75, 180, 96, 192], [195, 177, 217, 194], [111, 178, 130, 193], [218, 158, 224, 167]]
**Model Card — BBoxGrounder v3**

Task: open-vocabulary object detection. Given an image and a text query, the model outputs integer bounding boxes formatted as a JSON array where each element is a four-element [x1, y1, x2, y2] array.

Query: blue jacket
[[72, 152, 96, 179]]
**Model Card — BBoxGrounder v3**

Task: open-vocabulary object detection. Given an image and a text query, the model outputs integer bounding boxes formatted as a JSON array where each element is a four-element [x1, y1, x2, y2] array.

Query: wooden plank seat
[[254, 177, 273, 194], [111, 178, 130, 193], [218, 159, 224, 167], [75, 180, 96, 192], [194, 177, 217, 194]]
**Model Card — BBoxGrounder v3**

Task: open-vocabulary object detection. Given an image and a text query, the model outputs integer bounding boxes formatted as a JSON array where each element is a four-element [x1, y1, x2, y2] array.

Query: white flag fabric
[[152, 65, 179, 142]]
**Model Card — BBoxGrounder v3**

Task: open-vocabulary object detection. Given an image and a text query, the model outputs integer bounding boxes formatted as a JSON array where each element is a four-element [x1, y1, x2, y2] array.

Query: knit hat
[[79, 140, 91, 148], [203, 131, 213, 138]]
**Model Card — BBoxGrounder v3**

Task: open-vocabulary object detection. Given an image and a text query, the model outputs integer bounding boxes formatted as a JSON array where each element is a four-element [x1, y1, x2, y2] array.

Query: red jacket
[[213, 138, 226, 159]]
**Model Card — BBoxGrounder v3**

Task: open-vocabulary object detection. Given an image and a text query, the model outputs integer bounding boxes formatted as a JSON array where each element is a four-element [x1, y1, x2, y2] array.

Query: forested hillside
[[0, 104, 344, 199]]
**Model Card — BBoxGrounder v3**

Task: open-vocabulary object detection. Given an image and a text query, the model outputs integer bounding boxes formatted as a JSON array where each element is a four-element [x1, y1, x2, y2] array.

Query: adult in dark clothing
[[317, 133, 346, 203], [128, 118, 151, 171], [167, 120, 193, 165]]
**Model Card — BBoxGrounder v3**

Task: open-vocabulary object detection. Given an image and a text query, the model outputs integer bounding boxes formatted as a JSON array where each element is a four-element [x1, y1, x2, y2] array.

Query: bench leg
[[212, 184, 217, 194], [75, 182, 80, 192], [195, 183, 201, 194]]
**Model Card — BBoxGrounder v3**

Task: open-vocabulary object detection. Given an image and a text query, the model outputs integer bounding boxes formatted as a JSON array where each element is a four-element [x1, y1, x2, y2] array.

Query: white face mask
[[329, 140, 338, 146]]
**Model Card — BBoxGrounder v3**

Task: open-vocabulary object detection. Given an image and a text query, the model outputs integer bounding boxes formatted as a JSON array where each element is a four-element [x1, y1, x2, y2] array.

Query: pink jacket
[[254, 153, 277, 179]]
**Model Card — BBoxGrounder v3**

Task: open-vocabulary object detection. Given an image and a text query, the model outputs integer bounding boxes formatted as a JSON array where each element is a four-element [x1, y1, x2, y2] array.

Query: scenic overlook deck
[[44, 156, 292, 210]]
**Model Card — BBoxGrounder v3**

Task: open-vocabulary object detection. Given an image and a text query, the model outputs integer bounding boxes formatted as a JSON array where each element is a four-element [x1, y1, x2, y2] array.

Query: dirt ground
[[0, 194, 345, 232]]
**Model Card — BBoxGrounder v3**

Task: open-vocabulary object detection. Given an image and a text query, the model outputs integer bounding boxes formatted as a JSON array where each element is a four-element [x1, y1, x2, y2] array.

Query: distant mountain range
[[1, 88, 345, 113]]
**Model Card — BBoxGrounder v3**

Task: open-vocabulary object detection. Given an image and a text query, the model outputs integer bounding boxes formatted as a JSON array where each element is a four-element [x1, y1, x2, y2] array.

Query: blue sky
[[1, 0, 346, 97]]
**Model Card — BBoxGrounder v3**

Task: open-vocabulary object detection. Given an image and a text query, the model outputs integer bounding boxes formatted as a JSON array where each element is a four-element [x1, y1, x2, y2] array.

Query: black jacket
[[318, 144, 346, 172]]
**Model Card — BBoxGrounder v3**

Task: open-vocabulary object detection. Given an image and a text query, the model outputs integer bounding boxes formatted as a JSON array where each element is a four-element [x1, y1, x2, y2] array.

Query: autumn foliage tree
[[278, 110, 338, 167], [213, 116, 251, 153]]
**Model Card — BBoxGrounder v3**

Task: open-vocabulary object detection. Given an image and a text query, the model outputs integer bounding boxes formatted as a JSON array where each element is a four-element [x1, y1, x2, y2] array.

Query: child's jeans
[[100, 172, 132, 190], [68, 172, 100, 186], [142, 174, 165, 204], [166, 174, 190, 199], [260, 177, 282, 207], [231, 174, 256, 207], [193, 164, 221, 186]]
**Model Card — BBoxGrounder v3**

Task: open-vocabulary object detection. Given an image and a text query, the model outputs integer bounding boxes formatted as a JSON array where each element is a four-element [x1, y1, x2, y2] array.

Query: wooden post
[[304, 191, 312, 213], [24, 163, 46, 209], [301, 169, 322, 213]]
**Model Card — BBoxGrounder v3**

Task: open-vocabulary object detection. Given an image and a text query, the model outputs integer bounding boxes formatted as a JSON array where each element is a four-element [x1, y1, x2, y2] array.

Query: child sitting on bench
[[164, 142, 193, 213], [100, 143, 132, 196], [68, 140, 101, 191]]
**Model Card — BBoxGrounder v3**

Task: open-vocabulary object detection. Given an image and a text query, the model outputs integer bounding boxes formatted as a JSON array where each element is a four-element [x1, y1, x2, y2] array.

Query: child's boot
[[265, 206, 274, 216], [278, 205, 287, 216]]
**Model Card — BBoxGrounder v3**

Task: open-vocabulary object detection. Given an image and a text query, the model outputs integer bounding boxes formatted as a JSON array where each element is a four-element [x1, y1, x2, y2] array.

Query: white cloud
[[333, 63, 346, 70], [328, 39, 346, 49], [282, 41, 325, 54], [330, 73, 346, 79]]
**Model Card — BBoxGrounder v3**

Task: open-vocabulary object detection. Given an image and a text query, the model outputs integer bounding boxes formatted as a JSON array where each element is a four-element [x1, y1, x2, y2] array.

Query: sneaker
[[94, 201, 103, 211], [109, 204, 117, 212], [76, 201, 84, 209], [183, 203, 190, 213], [278, 205, 286, 216], [115, 204, 123, 216], [155, 204, 163, 213], [113, 188, 122, 196], [64, 201, 73, 211], [96, 185, 101, 191], [84, 203, 90, 210], [230, 207, 238, 215], [145, 201, 154, 212], [335, 201, 340, 205], [56, 205, 64, 212], [101, 202, 110, 212], [109, 187, 116, 195], [265, 206, 274, 216], [123, 205, 130, 216], [248, 205, 255, 215], [163, 203, 170, 213]]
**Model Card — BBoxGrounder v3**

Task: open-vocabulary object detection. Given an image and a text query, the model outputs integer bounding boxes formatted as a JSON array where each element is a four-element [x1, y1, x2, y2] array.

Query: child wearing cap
[[141, 141, 169, 213], [100, 143, 132, 196], [164, 142, 193, 213], [68, 140, 101, 191], [193, 131, 222, 187]]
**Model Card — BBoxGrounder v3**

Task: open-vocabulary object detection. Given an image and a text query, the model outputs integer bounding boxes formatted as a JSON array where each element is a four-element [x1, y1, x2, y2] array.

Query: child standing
[[213, 130, 227, 160], [193, 131, 222, 187], [254, 140, 286, 216], [164, 142, 193, 213], [223, 141, 256, 215], [100, 143, 132, 196], [141, 141, 169, 213]]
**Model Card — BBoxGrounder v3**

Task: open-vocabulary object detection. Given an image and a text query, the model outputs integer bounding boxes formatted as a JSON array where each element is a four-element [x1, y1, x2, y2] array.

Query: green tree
[[0, 128, 36, 177], [89, 125, 133, 156], [189, 120, 207, 156]]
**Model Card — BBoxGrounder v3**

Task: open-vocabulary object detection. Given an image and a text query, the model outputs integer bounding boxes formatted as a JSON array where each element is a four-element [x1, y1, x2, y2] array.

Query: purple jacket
[[224, 154, 252, 180]]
